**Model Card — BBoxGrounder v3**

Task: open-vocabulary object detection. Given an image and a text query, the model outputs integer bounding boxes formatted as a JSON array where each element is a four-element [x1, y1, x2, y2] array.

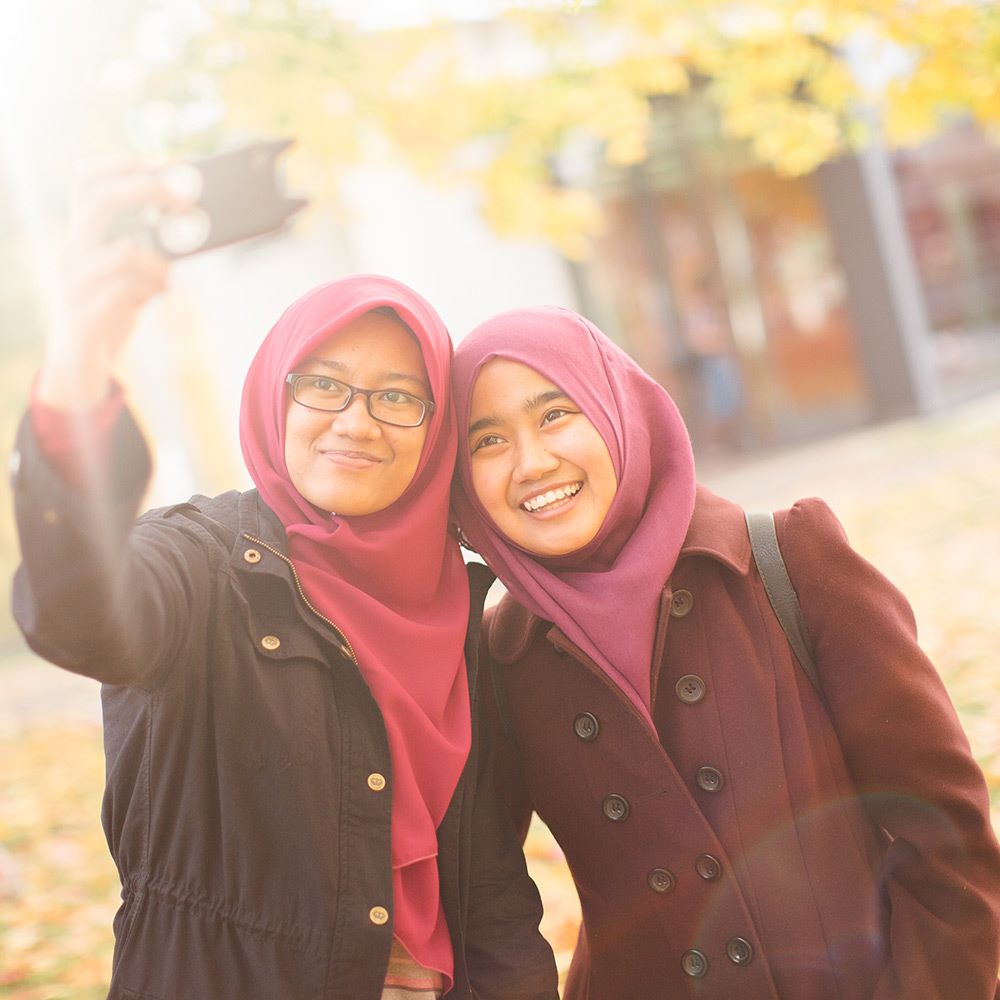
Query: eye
[[540, 407, 574, 426], [379, 389, 418, 407], [312, 376, 339, 393], [470, 433, 505, 453]]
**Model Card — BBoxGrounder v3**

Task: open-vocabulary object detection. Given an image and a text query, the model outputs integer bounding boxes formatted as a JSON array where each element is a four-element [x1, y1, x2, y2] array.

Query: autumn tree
[[136, 0, 1000, 256]]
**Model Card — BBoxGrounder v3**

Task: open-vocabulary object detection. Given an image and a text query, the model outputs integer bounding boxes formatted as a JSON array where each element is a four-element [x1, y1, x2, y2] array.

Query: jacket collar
[[489, 483, 751, 665], [677, 484, 752, 576], [236, 488, 288, 554]]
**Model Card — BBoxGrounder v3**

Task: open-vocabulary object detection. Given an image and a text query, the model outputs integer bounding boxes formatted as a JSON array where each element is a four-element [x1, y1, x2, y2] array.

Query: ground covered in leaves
[[2, 394, 998, 996]]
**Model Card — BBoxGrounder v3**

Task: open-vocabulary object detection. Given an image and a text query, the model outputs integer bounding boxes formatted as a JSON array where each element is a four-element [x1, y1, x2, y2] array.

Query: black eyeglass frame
[[285, 373, 435, 428]]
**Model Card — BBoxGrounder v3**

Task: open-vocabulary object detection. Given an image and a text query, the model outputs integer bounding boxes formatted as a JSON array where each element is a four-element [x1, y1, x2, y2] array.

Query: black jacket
[[11, 410, 557, 1000]]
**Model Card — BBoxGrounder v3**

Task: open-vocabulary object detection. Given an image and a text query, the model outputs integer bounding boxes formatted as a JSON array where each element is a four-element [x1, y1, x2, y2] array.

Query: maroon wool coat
[[485, 486, 1000, 1000]]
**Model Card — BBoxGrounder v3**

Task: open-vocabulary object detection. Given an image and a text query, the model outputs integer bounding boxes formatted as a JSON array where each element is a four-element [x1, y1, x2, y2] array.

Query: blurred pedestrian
[[451, 305, 1000, 1000], [10, 168, 557, 1000], [680, 271, 746, 453]]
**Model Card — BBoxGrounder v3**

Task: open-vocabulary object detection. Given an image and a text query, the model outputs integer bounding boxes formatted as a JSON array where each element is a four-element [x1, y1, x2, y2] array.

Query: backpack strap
[[744, 510, 823, 699]]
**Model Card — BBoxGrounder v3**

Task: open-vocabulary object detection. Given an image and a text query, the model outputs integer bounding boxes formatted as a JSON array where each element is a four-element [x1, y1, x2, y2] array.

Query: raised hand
[[36, 164, 181, 411]]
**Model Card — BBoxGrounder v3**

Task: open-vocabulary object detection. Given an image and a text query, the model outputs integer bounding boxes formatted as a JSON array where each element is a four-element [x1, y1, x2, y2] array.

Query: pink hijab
[[240, 275, 469, 983], [452, 306, 696, 722]]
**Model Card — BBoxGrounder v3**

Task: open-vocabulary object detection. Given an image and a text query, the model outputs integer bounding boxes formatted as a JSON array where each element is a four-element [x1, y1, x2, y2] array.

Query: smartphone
[[118, 139, 308, 258]]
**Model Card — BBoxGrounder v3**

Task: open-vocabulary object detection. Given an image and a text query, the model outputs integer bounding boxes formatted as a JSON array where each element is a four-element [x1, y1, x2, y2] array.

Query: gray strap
[[745, 511, 822, 698]]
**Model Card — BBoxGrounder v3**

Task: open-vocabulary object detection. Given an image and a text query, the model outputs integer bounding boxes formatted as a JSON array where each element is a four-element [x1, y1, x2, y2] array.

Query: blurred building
[[560, 97, 1000, 453]]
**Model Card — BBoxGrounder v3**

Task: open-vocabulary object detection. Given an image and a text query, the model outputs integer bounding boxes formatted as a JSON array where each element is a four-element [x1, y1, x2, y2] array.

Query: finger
[[69, 269, 169, 339], [62, 236, 163, 290], [71, 173, 191, 247], [62, 242, 169, 324]]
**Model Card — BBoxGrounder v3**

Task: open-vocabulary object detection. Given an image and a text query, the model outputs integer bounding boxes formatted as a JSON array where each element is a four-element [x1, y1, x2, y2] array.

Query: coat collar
[[677, 484, 753, 576], [489, 483, 752, 665]]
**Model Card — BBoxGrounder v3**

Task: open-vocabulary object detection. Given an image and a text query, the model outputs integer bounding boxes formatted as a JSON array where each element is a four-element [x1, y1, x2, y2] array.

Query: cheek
[[470, 462, 506, 517]]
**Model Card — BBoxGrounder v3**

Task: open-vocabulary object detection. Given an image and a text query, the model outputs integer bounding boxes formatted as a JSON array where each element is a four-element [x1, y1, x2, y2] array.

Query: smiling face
[[284, 310, 431, 516], [467, 358, 617, 557]]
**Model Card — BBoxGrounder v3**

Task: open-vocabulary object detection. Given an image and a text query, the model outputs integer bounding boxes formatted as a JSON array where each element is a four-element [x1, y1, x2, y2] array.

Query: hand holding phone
[[114, 138, 308, 258]]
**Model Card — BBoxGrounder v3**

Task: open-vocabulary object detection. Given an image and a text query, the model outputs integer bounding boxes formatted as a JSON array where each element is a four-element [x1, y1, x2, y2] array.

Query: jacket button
[[681, 949, 709, 978], [573, 712, 600, 742], [368, 905, 389, 925], [243, 548, 262, 564], [367, 773, 387, 791], [647, 868, 676, 894], [260, 635, 281, 651], [675, 674, 707, 705], [695, 853, 722, 881], [670, 589, 694, 617], [43, 508, 59, 525], [696, 766, 724, 793], [602, 793, 630, 822], [726, 937, 754, 966]]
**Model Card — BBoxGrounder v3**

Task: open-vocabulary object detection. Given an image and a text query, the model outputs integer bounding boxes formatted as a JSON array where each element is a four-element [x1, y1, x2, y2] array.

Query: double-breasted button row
[[681, 937, 754, 978], [647, 867, 676, 893], [602, 793, 630, 822], [670, 589, 694, 617], [696, 765, 724, 793], [695, 853, 722, 881], [573, 712, 600, 741], [675, 674, 706, 704], [681, 949, 708, 978], [726, 936, 754, 965], [646, 855, 721, 894]]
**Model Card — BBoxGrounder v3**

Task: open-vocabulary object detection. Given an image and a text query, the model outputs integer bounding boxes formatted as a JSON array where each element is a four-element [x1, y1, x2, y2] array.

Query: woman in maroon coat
[[450, 305, 1000, 999]]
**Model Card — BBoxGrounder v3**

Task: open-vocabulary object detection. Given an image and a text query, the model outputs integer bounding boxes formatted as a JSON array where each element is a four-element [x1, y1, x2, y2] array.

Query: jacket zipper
[[242, 533, 358, 665]]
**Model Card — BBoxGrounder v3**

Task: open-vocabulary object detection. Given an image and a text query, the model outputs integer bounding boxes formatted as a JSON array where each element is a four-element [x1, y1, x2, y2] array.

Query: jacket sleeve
[[778, 497, 1000, 1000], [462, 599, 558, 1000], [11, 408, 215, 689], [463, 698, 559, 1000], [481, 606, 537, 843]]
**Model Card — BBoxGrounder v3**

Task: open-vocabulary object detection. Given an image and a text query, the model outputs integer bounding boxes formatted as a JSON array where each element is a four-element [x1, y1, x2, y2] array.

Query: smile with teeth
[[521, 482, 582, 512]]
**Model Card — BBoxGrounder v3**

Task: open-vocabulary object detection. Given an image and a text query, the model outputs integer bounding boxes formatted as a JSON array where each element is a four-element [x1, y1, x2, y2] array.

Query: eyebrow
[[467, 389, 569, 438], [301, 358, 431, 395]]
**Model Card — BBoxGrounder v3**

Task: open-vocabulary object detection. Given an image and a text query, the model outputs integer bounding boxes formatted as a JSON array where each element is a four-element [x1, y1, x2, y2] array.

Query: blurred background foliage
[[42, 0, 1000, 255], [2, 0, 1000, 635]]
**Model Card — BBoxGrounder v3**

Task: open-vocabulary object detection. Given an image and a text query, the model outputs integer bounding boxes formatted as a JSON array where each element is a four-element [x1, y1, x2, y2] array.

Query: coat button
[[573, 712, 600, 742], [647, 868, 676, 894], [675, 674, 707, 705], [42, 508, 59, 525], [696, 766, 724, 793], [681, 949, 709, 978], [260, 635, 281, 651], [367, 773, 387, 791], [368, 905, 389, 925], [602, 793, 630, 822], [243, 548, 262, 564], [695, 853, 722, 881], [726, 937, 754, 966], [670, 589, 694, 617]]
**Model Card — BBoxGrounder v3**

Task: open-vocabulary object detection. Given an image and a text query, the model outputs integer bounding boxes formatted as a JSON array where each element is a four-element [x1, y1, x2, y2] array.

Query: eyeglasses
[[285, 373, 435, 428]]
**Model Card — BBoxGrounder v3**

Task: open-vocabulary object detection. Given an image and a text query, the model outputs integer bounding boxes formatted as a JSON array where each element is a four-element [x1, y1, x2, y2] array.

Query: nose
[[512, 435, 559, 483], [329, 394, 380, 438]]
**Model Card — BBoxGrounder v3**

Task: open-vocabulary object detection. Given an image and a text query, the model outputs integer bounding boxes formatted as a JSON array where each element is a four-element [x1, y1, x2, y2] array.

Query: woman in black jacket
[[11, 168, 557, 1000]]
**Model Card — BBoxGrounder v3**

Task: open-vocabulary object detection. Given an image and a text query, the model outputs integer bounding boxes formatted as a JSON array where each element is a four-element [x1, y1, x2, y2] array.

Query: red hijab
[[240, 275, 469, 983], [452, 306, 696, 723]]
